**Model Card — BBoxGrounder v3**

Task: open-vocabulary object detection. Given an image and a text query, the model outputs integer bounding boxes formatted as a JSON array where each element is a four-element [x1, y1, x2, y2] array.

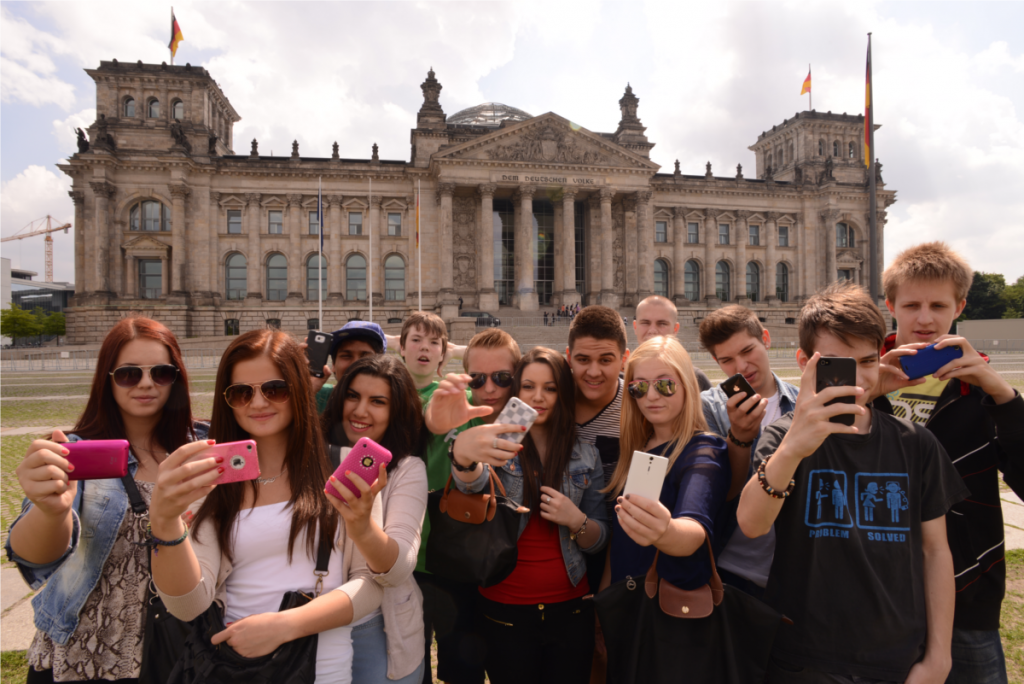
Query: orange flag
[[801, 70, 811, 95], [169, 11, 184, 58]]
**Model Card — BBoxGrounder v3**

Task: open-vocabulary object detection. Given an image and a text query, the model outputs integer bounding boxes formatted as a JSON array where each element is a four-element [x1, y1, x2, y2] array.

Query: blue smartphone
[[899, 343, 964, 380]]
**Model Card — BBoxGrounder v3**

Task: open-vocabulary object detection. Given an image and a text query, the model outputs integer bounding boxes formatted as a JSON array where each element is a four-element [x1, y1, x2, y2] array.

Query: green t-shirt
[[315, 384, 334, 414], [416, 381, 481, 573]]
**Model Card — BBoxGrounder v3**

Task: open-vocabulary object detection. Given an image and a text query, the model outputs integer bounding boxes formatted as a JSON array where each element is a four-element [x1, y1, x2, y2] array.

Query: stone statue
[[291, 140, 299, 157], [736, 163, 743, 179], [94, 114, 116, 151], [765, 163, 773, 179], [874, 159, 884, 184], [332, 141, 339, 159], [75, 127, 89, 153], [674, 159, 681, 175], [824, 155, 834, 180], [372, 143, 379, 161], [170, 121, 192, 154], [250, 138, 259, 157], [208, 134, 218, 155], [705, 161, 712, 176]]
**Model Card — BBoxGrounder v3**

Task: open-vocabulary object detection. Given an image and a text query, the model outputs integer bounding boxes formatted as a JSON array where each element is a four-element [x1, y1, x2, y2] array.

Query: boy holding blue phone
[[877, 242, 1024, 683]]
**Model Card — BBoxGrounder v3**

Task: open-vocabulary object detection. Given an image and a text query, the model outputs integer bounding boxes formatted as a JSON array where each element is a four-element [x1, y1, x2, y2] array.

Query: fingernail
[[345, 470, 351, 476], [61, 448, 70, 455], [67, 463, 75, 472], [215, 456, 224, 464], [617, 496, 623, 503], [615, 506, 621, 513], [207, 440, 215, 445], [217, 467, 225, 474], [521, 426, 527, 431], [624, 493, 631, 500]]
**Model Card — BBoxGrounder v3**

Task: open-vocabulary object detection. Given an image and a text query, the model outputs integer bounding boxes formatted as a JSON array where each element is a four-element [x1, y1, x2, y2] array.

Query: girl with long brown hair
[[149, 329, 381, 684], [7, 317, 207, 683], [449, 347, 609, 684]]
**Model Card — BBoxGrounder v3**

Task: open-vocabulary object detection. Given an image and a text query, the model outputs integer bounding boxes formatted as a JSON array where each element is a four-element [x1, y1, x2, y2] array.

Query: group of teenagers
[[7, 240, 1024, 684]]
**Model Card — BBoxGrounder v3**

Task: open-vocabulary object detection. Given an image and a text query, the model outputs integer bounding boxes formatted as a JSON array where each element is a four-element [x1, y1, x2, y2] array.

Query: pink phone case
[[326, 438, 392, 499], [204, 440, 261, 484], [65, 440, 130, 481]]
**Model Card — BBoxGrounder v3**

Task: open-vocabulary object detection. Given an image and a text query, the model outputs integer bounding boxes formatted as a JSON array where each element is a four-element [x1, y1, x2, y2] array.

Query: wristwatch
[[447, 437, 477, 472]]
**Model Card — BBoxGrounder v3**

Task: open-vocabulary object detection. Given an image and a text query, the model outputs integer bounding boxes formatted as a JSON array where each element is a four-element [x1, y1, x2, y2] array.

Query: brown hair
[[400, 311, 448, 356], [513, 347, 578, 514], [463, 328, 521, 372], [883, 241, 973, 303], [73, 317, 195, 454], [568, 306, 627, 354], [697, 305, 765, 357], [321, 354, 427, 471], [799, 282, 886, 357], [193, 329, 336, 564]]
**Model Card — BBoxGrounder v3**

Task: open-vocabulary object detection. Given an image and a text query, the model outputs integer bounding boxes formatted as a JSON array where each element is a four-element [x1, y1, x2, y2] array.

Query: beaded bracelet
[[136, 524, 189, 555], [757, 457, 795, 499], [727, 428, 755, 448]]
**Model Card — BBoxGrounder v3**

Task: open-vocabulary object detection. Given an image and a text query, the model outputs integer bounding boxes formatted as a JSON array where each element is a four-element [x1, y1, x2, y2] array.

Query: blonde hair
[[883, 241, 973, 303], [603, 336, 709, 496], [463, 328, 521, 372]]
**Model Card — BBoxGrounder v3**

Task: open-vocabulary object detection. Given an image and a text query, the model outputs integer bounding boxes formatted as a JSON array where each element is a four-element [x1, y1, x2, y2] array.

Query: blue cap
[[330, 321, 387, 356]]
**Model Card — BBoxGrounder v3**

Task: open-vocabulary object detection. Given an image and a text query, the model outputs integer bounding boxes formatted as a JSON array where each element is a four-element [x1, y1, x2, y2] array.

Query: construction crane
[[1, 215, 72, 283]]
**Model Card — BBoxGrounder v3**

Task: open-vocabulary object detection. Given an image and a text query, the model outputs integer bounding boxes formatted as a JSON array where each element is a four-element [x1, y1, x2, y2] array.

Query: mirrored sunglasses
[[110, 364, 179, 388], [627, 378, 678, 400], [223, 380, 291, 409], [468, 371, 514, 390]]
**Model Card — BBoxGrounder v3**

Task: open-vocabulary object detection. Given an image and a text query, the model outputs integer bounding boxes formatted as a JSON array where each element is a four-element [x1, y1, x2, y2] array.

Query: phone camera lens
[[822, 360, 830, 366], [231, 455, 245, 470], [246, 444, 252, 451]]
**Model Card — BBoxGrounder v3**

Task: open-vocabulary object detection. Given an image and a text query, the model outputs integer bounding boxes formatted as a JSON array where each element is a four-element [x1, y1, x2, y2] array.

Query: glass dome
[[447, 102, 533, 127]]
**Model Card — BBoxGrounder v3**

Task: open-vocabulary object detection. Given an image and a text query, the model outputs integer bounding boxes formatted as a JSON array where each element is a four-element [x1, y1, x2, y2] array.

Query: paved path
[[1, 426, 76, 436], [2, 392, 216, 402]]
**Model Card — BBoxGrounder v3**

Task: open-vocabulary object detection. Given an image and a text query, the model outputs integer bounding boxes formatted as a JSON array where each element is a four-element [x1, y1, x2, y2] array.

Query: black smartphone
[[722, 373, 758, 414], [816, 357, 857, 426], [306, 330, 332, 379]]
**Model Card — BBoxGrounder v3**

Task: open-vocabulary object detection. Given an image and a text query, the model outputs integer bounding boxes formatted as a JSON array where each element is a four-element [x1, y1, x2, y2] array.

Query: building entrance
[[533, 200, 554, 306]]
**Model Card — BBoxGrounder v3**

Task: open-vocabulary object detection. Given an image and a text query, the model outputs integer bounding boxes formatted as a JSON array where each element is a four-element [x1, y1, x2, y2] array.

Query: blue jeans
[[945, 628, 1007, 684], [351, 613, 426, 684]]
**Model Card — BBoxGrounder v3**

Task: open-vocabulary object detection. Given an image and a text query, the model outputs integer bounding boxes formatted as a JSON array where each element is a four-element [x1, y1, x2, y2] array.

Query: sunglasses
[[110, 364, 179, 388], [627, 378, 678, 400], [223, 380, 291, 409], [467, 371, 514, 390]]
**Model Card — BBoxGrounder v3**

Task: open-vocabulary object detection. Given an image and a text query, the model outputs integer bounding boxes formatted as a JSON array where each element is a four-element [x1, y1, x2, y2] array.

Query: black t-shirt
[[754, 410, 968, 681]]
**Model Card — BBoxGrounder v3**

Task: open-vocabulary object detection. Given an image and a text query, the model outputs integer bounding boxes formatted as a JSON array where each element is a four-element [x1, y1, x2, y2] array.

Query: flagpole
[[368, 177, 373, 321], [170, 7, 174, 65], [417, 179, 422, 312], [318, 176, 323, 327], [867, 33, 879, 303], [808, 63, 812, 111]]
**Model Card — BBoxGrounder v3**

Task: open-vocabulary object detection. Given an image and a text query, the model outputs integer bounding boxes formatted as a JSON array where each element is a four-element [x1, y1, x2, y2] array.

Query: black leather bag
[[425, 470, 525, 587]]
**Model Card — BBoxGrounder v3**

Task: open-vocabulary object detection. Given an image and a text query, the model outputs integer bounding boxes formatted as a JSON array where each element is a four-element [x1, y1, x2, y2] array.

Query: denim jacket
[[3, 424, 208, 645], [452, 439, 608, 587]]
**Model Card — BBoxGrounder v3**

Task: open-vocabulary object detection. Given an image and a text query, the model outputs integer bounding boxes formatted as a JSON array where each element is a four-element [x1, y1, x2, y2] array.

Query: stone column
[[672, 206, 688, 305], [169, 184, 190, 294], [209, 192, 221, 297], [287, 194, 303, 298], [369, 195, 383, 304], [125, 256, 136, 298], [328, 195, 344, 299], [512, 185, 537, 311], [765, 211, 779, 302], [622, 194, 638, 305], [635, 191, 653, 300], [159, 80, 169, 122], [703, 208, 718, 303], [134, 79, 144, 119], [437, 183, 456, 293], [561, 189, 580, 306], [598, 188, 616, 308], [245, 193, 262, 301], [477, 184, 498, 311], [587, 195, 601, 302], [69, 190, 85, 294], [90, 181, 115, 294], [823, 209, 838, 285], [112, 221, 125, 296], [160, 255, 169, 297], [735, 210, 750, 302]]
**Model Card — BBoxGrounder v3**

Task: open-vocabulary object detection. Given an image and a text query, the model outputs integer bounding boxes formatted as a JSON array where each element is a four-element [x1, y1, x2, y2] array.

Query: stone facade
[[59, 61, 897, 344]]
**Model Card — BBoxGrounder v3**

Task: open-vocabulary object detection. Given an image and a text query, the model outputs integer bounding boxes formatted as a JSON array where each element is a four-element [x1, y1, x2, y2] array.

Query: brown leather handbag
[[644, 538, 724, 618]]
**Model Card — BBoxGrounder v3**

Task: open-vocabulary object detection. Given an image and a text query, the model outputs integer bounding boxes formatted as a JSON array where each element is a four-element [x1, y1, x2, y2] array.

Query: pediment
[[433, 113, 658, 171], [122, 234, 170, 253]]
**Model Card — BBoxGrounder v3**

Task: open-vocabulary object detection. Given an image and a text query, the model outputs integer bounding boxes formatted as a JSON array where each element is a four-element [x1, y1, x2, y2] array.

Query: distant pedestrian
[[544, 311, 549, 326]]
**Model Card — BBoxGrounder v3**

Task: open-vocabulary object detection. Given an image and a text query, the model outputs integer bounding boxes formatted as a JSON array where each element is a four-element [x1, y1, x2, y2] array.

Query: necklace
[[257, 472, 282, 486]]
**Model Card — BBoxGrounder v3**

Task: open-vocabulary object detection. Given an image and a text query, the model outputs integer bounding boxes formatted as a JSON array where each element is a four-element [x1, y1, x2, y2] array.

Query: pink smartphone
[[204, 440, 261, 484], [65, 440, 130, 480], [326, 438, 392, 499]]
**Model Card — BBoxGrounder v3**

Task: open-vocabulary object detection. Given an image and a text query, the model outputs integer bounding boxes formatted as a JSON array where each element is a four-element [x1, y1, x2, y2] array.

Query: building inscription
[[494, 173, 603, 186]]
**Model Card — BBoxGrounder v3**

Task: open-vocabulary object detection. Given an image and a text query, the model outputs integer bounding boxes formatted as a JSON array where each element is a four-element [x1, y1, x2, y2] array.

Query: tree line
[[0, 303, 67, 346]]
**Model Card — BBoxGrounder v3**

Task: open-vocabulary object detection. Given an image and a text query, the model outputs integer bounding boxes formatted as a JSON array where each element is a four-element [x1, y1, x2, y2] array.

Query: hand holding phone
[[816, 357, 857, 426], [326, 438, 392, 499], [622, 451, 669, 503], [721, 373, 759, 415], [305, 330, 333, 379], [65, 440, 131, 480], [493, 397, 539, 444], [203, 440, 261, 484], [899, 343, 963, 380]]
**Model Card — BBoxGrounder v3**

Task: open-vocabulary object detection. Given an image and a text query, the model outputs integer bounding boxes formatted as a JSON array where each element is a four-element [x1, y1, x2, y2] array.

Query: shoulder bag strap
[[643, 533, 725, 607], [313, 445, 342, 596], [121, 473, 148, 515]]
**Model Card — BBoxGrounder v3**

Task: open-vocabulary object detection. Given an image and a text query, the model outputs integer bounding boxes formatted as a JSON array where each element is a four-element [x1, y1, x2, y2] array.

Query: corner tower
[[748, 111, 878, 185]]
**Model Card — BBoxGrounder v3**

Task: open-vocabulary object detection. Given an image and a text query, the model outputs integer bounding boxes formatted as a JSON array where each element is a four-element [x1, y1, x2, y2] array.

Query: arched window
[[776, 263, 790, 302], [130, 200, 171, 232], [836, 223, 855, 249], [684, 261, 701, 301], [266, 254, 287, 301], [306, 255, 327, 300], [653, 259, 669, 298], [788, 142, 794, 164], [225, 253, 247, 300], [716, 261, 731, 302], [148, 99, 160, 118], [818, 139, 824, 156], [346, 254, 367, 301], [172, 100, 184, 120], [746, 262, 760, 302], [384, 255, 405, 301], [124, 97, 136, 118], [832, 140, 839, 157], [776, 148, 783, 168], [848, 142, 856, 159]]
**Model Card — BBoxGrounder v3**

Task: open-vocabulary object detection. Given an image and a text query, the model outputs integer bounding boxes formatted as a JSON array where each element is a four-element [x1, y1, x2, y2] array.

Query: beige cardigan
[[369, 455, 428, 681]]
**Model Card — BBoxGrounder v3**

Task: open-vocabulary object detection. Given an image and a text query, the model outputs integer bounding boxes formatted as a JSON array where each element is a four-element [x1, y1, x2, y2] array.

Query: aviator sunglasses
[[468, 371, 514, 390], [223, 380, 292, 409], [110, 364, 179, 388], [627, 378, 678, 400]]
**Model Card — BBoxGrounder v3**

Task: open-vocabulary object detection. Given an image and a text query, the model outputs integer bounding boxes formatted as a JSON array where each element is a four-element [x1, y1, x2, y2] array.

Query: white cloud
[[0, 165, 75, 283], [0, 9, 77, 109], [51, 108, 97, 161]]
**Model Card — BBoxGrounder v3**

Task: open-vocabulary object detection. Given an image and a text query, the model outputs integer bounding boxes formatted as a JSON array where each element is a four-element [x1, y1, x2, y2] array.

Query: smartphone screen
[[816, 357, 857, 426]]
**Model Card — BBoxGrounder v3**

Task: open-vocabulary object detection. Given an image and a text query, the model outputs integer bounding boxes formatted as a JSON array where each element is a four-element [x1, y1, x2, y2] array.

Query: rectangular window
[[719, 224, 730, 245], [224, 319, 239, 336], [138, 259, 162, 299], [655, 220, 667, 243], [748, 224, 760, 246], [268, 210, 283, 234], [349, 211, 363, 236], [388, 213, 402, 237], [687, 222, 699, 244], [494, 200, 515, 306], [227, 210, 242, 235], [309, 211, 320, 235], [778, 226, 789, 247]]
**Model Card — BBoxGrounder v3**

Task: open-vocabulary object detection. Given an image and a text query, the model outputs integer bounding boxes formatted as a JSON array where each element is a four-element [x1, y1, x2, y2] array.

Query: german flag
[[169, 11, 184, 58], [801, 69, 811, 96], [864, 37, 872, 167]]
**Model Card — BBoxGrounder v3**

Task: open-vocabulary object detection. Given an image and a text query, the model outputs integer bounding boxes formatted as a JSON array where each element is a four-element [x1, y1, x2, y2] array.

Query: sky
[[2, 0, 1023, 287]]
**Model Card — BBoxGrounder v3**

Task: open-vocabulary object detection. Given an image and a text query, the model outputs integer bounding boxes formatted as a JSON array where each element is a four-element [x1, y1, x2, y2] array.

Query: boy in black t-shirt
[[737, 283, 968, 684]]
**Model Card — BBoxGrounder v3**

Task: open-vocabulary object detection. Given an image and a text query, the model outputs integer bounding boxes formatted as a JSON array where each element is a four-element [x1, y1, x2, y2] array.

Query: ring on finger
[[492, 438, 499, 450]]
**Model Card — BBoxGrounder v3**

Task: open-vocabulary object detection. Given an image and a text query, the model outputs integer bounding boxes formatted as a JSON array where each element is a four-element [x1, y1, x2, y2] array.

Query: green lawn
[[1004, 548, 1024, 682], [1, 651, 28, 684]]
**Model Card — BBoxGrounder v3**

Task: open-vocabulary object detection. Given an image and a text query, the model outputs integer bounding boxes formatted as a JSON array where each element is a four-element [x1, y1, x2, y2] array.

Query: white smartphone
[[622, 451, 670, 502], [493, 396, 539, 444]]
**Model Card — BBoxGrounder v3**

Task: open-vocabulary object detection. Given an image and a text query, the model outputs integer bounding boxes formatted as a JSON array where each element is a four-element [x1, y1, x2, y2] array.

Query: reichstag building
[[60, 60, 896, 344]]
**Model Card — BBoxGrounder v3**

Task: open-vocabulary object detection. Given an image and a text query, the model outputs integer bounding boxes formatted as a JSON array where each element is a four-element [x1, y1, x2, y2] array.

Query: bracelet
[[137, 524, 189, 554], [570, 516, 589, 541], [447, 437, 477, 473], [757, 457, 795, 499], [727, 428, 755, 448]]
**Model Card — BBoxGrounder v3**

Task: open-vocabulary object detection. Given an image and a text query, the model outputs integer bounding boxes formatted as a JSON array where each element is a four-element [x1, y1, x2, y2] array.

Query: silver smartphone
[[622, 450, 670, 502], [493, 396, 539, 444]]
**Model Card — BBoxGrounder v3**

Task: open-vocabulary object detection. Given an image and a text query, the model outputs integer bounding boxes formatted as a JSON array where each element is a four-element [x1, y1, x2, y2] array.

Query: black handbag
[[593, 536, 784, 684], [425, 469, 526, 587]]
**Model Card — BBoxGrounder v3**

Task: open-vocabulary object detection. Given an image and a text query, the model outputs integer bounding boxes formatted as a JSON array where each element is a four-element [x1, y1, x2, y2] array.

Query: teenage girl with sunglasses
[[149, 330, 382, 684], [600, 336, 731, 607], [6, 317, 206, 684], [320, 355, 429, 684], [449, 347, 608, 684]]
